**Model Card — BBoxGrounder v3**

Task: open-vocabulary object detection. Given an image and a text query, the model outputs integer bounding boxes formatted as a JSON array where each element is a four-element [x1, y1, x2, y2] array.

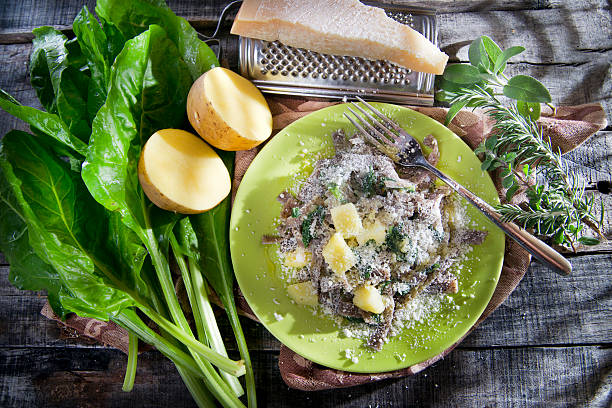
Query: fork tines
[[343, 97, 403, 159]]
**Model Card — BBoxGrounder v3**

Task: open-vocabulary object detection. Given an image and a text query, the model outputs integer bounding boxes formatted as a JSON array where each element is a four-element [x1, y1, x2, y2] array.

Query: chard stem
[[175, 366, 217, 408], [113, 311, 203, 379], [224, 298, 257, 408], [121, 331, 138, 392], [141, 306, 246, 377], [191, 258, 245, 397], [170, 232, 245, 398]]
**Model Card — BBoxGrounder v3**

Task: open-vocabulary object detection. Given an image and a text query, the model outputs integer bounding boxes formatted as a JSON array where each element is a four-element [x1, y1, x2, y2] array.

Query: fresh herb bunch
[[437, 36, 604, 249]]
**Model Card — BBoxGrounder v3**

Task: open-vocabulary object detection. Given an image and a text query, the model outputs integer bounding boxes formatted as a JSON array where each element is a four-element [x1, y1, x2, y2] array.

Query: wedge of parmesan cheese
[[231, 0, 448, 75]]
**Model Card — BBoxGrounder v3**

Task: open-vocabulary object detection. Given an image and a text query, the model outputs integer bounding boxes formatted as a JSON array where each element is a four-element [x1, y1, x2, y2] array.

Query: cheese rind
[[231, 0, 448, 74]]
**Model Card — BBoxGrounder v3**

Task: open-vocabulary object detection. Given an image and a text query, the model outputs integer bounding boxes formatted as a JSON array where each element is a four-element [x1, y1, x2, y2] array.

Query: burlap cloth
[[41, 96, 607, 391]]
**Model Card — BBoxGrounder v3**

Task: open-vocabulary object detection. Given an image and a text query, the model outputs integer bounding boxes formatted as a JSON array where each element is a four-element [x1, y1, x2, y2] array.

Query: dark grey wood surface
[[0, 1, 611, 407]]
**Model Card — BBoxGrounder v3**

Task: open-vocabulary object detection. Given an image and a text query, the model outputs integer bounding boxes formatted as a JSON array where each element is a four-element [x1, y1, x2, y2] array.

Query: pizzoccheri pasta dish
[[264, 130, 486, 351]]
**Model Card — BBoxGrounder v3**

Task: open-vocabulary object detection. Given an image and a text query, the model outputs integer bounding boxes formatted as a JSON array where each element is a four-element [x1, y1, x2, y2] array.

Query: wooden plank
[[1, 1, 610, 49], [462, 253, 612, 347], [0, 346, 609, 407], [0, 347, 197, 408], [2, 254, 610, 351], [441, 8, 612, 64]]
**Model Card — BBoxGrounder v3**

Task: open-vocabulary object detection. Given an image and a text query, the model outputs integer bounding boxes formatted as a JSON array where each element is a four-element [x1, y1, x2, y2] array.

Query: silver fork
[[344, 96, 572, 276]]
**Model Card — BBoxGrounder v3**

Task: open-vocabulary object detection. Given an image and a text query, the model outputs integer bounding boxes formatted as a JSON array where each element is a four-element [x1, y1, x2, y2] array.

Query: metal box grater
[[238, 3, 438, 106]]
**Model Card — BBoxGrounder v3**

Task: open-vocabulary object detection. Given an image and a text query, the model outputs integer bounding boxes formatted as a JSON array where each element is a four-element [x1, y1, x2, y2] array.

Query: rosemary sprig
[[437, 36, 604, 250]]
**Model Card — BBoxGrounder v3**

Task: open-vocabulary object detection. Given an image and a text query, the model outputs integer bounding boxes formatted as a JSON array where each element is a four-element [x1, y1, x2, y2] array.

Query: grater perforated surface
[[238, 3, 438, 105]]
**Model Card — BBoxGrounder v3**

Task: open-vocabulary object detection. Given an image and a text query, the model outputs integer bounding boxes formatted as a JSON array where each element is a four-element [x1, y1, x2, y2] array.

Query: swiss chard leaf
[[0, 89, 88, 156], [0, 131, 135, 320], [81, 25, 191, 232], [95, 0, 219, 80], [101, 19, 127, 63], [29, 27, 91, 141], [0, 135, 67, 317], [73, 6, 114, 120], [190, 150, 236, 307], [107, 212, 154, 306]]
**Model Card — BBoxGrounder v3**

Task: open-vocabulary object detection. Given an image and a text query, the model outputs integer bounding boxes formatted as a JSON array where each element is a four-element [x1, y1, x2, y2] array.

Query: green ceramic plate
[[230, 103, 504, 373]]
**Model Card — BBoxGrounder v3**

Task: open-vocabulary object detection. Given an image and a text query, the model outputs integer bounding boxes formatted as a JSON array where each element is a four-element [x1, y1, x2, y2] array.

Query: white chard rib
[[231, 0, 449, 74]]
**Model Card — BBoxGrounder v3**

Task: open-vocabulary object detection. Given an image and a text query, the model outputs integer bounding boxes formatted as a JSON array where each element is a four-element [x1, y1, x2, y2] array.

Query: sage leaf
[[517, 100, 541, 121], [96, 0, 219, 80], [493, 46, 525, 74], [443, 64, 482, 85], [503, 75, 552, 103], [481, 36, 503, 67], [578, 236, 599, 246], [468, 37, 489, 70]]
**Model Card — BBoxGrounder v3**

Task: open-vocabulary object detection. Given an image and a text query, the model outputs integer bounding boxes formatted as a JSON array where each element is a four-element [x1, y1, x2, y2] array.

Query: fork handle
[[425, 164, 572, 276]]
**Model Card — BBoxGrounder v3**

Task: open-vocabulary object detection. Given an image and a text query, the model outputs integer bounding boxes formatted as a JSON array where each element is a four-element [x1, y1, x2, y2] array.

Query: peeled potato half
[[138, 129, 231, 214], [187, 67, 273, 151]]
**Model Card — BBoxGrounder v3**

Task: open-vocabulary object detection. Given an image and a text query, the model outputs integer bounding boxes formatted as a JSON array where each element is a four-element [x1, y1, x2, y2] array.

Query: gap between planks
[[1, 346, 609, 408]]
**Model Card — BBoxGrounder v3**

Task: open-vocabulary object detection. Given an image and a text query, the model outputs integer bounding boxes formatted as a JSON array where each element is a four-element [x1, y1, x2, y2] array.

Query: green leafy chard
[[438, 35, 604, 249], [301, 205, 326, 247], [29, 27, 91, 140], [0, 2, 249, 407], [0, 135, 66, 317], [191, 150, 258, 408], [95, 0, 219, 79], [0, 90, 88, 156], [0, 131, 134, 319], [73, 6, 116, 119], [82, 24, 190, 231]]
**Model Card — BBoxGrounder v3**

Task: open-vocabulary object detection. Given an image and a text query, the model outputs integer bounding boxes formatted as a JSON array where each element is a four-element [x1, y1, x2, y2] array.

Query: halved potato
[[187, 67, 273, 151], [138, 129, 231, 214], [353, 285, 385, 314]]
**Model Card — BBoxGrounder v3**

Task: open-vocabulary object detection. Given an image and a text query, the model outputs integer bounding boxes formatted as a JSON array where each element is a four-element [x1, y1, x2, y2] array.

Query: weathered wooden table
[[1, 1, 611, 406]]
